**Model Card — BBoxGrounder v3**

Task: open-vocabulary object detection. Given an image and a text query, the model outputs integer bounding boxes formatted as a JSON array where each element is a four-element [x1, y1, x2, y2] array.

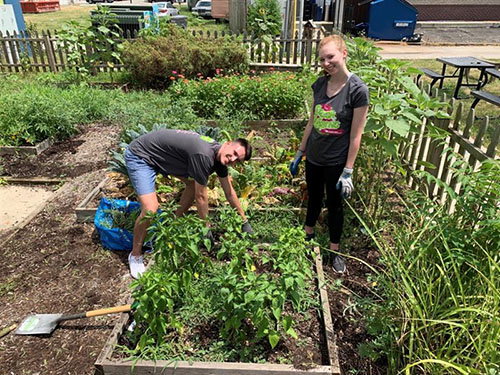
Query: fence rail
[[400, 82, 500, 212], [0, 29, 324, 73]]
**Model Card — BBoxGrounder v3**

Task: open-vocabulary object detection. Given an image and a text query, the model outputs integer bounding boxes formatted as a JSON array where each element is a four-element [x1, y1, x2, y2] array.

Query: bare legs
[[131, 192, 159, 257]]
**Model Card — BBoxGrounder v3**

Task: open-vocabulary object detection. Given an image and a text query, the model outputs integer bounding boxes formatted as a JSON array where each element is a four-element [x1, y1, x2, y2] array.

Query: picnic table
[[437, 56, 495, 99]]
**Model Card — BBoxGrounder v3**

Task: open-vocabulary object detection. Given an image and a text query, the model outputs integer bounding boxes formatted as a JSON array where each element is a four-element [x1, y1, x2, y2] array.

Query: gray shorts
[[125, 148, 157, 196]]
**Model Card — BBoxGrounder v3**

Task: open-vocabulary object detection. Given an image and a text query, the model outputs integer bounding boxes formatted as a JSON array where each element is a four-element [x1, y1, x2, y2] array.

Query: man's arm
[[194, 181, 209, 221], [218, 175, 247, 221]]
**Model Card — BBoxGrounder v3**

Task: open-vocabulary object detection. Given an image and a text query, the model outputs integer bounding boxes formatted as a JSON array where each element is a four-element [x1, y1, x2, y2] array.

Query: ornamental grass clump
[[351, 157, 500, 374]]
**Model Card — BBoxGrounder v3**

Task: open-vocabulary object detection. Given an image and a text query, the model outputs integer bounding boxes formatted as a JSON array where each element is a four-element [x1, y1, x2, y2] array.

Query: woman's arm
[[298, 99, 315, 152], [345, 105, 369, 168]]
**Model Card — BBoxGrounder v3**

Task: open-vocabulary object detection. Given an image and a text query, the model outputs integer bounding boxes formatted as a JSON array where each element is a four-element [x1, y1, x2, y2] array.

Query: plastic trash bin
[[366, 0, 418, 41]]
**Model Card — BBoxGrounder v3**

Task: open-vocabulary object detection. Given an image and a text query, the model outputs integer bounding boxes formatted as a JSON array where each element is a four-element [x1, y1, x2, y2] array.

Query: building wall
[[408, 0, 500, 21]]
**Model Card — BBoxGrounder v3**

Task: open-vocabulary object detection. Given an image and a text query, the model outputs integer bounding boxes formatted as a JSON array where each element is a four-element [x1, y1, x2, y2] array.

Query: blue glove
[[336, 167, 354, 198], [289, 150, 304, 176]]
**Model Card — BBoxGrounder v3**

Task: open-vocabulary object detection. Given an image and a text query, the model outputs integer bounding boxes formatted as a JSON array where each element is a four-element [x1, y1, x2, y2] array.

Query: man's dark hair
[[233, 138, 252, 161]]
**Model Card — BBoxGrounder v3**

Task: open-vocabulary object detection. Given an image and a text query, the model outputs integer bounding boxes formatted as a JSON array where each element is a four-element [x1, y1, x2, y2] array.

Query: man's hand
[[242, 221, 253, 234], [336, 167, 354, 198], [289, 150, 303, 176]]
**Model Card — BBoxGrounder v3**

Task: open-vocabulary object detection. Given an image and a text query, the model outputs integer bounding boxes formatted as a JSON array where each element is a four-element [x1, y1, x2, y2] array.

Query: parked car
[[192, 0, 211, 18], [156, 2, 179, 17]]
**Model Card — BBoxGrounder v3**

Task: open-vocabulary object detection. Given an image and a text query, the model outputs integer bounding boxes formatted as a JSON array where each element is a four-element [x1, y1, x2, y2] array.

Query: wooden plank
[[205, 119, 307, 129], [27, 31, 41, 72], [97, 359, 332, 375], [3, 177, 63, 185], [468, 116, 489, 169], [75, 177, 109, 222], [35, 31, 48, 72], [0, 138, 52, 156], [448, 128, 489, 162], [6, 31, 19, 73], [486, 120, 500, 157], [314, 247, 341, 375]]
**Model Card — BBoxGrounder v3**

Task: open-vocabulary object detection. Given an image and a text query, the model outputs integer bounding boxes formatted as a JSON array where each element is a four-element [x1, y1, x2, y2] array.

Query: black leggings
[[305, 161, 344, 244]]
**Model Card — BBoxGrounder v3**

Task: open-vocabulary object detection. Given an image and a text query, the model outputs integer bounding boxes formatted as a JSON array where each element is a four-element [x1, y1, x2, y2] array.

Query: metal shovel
[[15, 304, 131, 335]]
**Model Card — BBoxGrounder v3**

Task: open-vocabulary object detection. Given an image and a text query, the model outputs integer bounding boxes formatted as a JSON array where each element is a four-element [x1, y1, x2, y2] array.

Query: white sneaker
[[128, 252, 145, 279]]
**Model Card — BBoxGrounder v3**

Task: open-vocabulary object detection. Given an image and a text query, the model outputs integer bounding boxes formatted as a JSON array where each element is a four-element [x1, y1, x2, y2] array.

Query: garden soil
[[0, 123, 384, 375]]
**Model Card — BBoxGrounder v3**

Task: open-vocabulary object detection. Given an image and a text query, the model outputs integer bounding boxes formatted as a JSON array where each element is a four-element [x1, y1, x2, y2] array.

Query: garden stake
[[15, 304, 132, 336]]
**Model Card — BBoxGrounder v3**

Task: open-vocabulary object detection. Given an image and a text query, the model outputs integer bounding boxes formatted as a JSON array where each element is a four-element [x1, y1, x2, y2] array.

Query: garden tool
[[15, 304, 132, 336]]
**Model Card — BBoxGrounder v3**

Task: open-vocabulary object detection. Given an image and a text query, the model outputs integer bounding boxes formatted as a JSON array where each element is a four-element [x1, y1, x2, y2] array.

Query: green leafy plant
[[246, 0, 282, 61], [57, 7, 123, 83], [169, 71, 311, 119], [122, 24, 248, 89], [349, 157, 500, 374]]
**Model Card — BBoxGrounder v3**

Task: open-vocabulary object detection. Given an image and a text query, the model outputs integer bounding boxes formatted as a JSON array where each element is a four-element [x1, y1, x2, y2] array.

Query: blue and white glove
[[336, 167, 354, 198], [289, 150, 304, 176]]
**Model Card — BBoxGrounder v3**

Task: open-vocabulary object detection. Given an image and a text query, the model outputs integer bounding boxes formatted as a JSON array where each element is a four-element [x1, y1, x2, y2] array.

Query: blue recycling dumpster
[[367, 0, 418, 41]]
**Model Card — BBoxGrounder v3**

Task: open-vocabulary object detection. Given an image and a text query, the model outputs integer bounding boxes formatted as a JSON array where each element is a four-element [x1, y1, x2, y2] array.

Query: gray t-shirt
[[128, 129, 228, 185], [306, 73, 369, 166]]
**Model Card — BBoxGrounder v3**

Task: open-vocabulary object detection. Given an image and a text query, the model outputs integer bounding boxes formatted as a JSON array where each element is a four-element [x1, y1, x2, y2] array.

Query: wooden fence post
[[42, 32, 57, 72]]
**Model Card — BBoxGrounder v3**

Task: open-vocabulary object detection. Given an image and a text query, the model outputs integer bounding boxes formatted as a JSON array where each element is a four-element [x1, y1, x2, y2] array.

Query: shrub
[[121, 24, 248, 89], [0, 81, 119, 146], [168, 71, 311, 119]]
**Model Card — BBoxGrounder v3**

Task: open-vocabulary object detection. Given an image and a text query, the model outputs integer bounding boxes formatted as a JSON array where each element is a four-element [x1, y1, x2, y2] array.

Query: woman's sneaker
[[331, 254, 347, 274]]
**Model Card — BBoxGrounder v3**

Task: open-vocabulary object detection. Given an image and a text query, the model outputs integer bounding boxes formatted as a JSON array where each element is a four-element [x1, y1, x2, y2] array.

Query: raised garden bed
[[76, 168, 307, 223], [95, 246, 340, 375], [0, 138, 52, 156]]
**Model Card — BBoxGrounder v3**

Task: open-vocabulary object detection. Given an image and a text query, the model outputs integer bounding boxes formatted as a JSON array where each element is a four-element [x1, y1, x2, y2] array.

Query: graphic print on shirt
[[313, 102, 343, 136]]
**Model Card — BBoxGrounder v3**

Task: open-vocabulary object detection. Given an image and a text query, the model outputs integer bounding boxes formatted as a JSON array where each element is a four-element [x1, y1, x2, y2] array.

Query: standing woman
[[290, 35, 369, 273]]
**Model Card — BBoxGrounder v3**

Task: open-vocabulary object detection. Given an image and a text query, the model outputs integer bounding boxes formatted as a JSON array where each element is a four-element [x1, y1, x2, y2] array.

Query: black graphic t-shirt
[[306, 74, 369, 166]]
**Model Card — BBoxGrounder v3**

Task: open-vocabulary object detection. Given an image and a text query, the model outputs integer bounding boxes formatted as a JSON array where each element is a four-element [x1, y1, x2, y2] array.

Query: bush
[[121, 24, 249, 90], [168, 71, 311, 119]]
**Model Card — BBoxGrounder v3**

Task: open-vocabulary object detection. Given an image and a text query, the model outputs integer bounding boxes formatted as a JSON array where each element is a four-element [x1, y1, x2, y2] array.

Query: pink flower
[[215, 68, 220, 75], [172, 70, 178, 74], [322, 103, 332, 111]]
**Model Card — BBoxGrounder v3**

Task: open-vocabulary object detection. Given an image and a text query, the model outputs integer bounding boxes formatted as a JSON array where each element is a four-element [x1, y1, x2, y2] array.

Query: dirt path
[[0, 124, 133, 375]]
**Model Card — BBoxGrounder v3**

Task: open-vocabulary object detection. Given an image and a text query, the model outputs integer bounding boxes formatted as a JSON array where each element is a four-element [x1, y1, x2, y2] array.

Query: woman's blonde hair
[[319, 34, 347, 52]]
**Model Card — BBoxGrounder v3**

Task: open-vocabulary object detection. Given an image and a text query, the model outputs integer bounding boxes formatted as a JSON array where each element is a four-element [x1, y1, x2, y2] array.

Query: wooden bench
[[416, 68, 444, 90], [471, 90, 500, 109]]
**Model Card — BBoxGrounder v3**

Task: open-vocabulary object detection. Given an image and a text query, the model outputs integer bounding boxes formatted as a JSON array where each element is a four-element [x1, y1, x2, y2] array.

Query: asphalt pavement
[[378, 44, 500, 60]]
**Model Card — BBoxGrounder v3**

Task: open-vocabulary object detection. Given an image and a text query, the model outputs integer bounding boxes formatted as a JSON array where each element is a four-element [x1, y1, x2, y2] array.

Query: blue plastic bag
[[94, 197, 140, 251]]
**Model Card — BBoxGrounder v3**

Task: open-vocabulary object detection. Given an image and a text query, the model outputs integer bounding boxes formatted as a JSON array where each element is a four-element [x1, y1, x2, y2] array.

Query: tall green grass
[[351, 158, 500, 374]]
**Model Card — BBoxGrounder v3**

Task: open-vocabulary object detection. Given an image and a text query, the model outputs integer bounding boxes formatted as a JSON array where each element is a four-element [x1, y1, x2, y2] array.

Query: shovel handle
[[60, 304, 132, 322], [86, 305, 131, 318]]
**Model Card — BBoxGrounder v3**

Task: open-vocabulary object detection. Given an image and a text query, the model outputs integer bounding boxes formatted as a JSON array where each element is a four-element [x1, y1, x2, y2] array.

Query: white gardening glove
[[336, 167, 354, 198]]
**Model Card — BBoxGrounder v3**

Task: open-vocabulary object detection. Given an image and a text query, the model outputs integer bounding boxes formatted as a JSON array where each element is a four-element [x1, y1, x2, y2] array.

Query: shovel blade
[[15, 314, 63, 335]]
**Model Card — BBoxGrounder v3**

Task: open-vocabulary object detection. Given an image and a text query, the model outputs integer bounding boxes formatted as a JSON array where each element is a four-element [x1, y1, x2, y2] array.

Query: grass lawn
[[24, 5, 96, 32], [405, 59, 500, 151], [23, 3, 229, 33]]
